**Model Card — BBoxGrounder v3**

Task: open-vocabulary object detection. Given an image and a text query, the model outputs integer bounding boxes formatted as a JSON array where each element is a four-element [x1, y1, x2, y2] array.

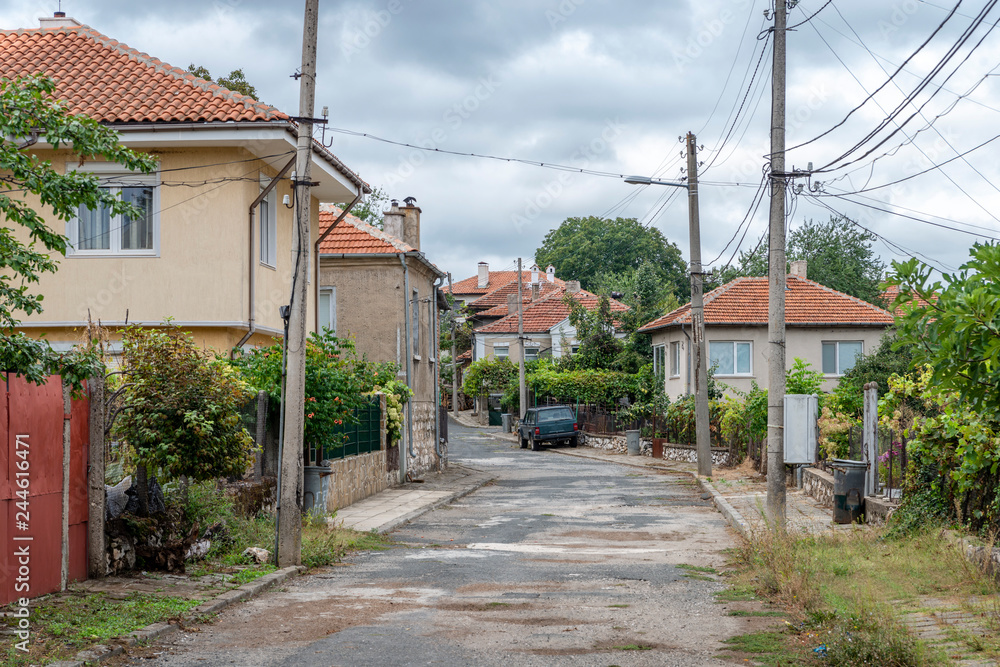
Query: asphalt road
[[122, 422, 756, 666]]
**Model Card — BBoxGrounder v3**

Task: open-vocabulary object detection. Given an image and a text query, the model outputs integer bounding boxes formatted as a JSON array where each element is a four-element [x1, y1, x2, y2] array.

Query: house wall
[[10, 146, 320, 351], [650, 325, 888, 400], [318, 254, 444, 477], [473, 333, 554, 362]]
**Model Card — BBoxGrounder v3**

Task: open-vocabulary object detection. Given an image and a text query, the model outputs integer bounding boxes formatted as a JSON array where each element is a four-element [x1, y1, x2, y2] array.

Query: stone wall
[[802, 466, 834, 508], [582, 433, 734, 466], [325, 450, 396, 512], [406, 400, 445, 478]]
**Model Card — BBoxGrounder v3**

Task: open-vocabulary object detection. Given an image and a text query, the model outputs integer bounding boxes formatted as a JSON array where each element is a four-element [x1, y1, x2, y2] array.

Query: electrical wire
[[786, 0, 835, 30]]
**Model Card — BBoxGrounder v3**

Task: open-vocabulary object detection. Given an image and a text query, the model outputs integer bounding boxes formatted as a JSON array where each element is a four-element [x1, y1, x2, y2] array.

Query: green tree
[[714, 216, 886, 305], [829, 332, 916, 417], [0, 74, 156, 387], [594, 260, 680, 326], [340, 186, 391, 229], [535, 216, 688, 299], [114, 325, 256, 490], [887, 242, 1000, 414], [187, 64, 259, 100]]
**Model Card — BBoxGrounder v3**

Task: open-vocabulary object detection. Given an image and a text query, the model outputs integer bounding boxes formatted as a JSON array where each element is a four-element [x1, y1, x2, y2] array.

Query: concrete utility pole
[[449, 272, 458, 417], [766, 0, 788, 525], [278, 0, 319, 567], [517, 258, 527, 419], [686, 133, 712, 478]]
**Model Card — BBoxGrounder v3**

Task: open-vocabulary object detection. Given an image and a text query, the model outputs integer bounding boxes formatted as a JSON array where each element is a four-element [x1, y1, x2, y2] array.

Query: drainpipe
[[234, 157, 295, 355], [681, 323, 692, 397], [314, 191, 363, 333], [400, 254, 415, 478], [433, 276, 445, 464]]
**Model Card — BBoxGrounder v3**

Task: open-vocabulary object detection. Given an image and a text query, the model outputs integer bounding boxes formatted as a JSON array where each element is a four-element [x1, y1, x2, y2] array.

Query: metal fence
[[322, 395, 382, 461]]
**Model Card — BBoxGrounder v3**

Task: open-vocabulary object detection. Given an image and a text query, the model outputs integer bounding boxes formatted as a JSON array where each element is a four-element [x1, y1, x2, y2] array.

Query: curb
[[51, 565, 305, 666], [371, 472, 494, 534]]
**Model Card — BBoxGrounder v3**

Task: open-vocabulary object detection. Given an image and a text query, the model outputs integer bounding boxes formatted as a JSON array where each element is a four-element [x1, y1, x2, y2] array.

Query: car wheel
[[519, 433, 528, 449], [570, 435, 578, 448], [531, 435, 540, 451]]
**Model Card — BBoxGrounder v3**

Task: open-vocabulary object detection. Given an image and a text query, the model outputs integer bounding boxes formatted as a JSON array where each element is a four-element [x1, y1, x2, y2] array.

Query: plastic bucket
[[831, 459, 866, 524], [303, 466, 330, 514]]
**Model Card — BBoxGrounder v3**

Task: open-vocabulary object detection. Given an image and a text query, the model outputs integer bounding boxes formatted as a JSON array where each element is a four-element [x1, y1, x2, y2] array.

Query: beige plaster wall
[[9, 146, 322, 352], [651, 324, 888, 400]]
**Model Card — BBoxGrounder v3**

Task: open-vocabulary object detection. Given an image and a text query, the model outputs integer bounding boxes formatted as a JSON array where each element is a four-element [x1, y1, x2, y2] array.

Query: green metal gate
[[322, 396, 382, 461]]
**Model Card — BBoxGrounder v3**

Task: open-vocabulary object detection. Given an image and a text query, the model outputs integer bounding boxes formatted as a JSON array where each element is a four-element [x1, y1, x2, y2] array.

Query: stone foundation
[[582, 433, 734, 466], [405, 400, 445, 479], [802, 466, 834, 508]]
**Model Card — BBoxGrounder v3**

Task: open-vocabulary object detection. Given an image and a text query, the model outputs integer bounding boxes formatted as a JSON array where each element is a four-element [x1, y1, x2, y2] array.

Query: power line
[[786, 0, 834, 30]]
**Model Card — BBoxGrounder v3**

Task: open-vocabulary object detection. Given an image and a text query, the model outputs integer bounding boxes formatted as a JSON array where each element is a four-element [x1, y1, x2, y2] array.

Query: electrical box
[[784, 394, 818, 464]]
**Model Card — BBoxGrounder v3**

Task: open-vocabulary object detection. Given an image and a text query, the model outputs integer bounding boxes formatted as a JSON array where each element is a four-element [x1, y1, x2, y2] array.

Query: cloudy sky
[[5, 0, 1000, 284]]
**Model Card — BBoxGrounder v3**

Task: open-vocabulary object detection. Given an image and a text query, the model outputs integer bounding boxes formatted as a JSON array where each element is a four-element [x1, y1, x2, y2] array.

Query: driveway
[[118, 422, 755, 666]]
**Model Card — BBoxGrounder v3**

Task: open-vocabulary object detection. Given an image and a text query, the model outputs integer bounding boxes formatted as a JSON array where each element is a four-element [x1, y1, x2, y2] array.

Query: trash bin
[[501, 413, 512, 433], [831, 459, 866, 524], [626, 430, 640, 456], [303, 466, 330, 514]]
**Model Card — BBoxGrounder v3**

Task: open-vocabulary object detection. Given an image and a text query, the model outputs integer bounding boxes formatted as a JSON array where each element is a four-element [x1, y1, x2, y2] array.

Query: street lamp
[[623, 133, 712, 477]]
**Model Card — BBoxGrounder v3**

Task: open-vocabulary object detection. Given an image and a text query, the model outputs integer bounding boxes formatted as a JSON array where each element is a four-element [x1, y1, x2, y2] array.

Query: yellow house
[[1, 14, 368, 353]]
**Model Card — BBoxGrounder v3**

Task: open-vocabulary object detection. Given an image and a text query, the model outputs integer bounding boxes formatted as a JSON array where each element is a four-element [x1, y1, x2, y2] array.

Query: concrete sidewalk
[[335, 463, 493, 533]]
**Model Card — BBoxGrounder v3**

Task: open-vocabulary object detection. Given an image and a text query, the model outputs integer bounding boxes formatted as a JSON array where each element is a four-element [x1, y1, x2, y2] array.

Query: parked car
[[518, 405, 579, 451]]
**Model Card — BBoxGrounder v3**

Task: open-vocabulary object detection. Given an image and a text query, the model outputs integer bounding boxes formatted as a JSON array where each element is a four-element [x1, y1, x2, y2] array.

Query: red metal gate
[[1, 374, 89, 605]]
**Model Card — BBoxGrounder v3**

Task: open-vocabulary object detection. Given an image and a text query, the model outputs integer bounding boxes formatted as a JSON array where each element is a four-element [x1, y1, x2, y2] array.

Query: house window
[[670, 341, 681, 378], [319, 287, 336, 334], [411, 289, 420, 358], [259, 177, 277, 267], [494, 345, 509, 359], [822, 341, 863, 375], [709, 341, 752, 376], [653, 345, 666, 383], [524, 346, 539, 362], [67, 167, 159, 256], [428, 299, 436, 362]]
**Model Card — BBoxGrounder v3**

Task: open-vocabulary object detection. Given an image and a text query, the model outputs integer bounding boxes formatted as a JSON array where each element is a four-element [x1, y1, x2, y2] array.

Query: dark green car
[[518, 405, 579, 451]]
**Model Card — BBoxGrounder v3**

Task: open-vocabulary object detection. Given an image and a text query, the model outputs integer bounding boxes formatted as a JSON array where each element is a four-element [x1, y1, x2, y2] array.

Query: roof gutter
[[313, 192, 363, 334], [400, 254, 415, 473], [233, 156, 295, 355], [318, 251, 446, 279]]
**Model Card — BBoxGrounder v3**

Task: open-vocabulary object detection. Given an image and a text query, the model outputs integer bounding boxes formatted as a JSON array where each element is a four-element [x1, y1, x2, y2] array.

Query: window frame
[[411, 288, 421, 360], [523, 346, 539, 362], [493, 344, 509, 359], [65, 163, 160, 257], [822, 340, 864, 376], [428, 298, 436, 363], [653, 344, 666, 383], [708, 340, 753, 377], [318, 286, 336, 335], [259, 175, 278, 268], [669, 341, 681, 378]]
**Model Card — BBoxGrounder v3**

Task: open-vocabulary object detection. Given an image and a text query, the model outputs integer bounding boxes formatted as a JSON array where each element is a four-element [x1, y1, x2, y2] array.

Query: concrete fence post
[[87, 375, 106, 578], [863, 382, 878, 497]]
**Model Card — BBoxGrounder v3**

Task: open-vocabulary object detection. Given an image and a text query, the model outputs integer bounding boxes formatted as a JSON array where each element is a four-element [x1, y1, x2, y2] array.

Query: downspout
[[433, 276, 445, 464], [400, 254, 415, 477], [314, 190, 364, 333], [681, 323, 692, 397], [234, 157, 296, 355]]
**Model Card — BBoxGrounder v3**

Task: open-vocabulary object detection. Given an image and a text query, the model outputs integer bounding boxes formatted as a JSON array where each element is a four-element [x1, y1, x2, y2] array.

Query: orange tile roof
[[317, 204, 413, 254], [452, 270, 562, 295], [882, 284, 935, 317], [468, 278, 563, 313], [639, 276, 893, 332], [476, 288, 629, 334], [0, 23, 288, 124]]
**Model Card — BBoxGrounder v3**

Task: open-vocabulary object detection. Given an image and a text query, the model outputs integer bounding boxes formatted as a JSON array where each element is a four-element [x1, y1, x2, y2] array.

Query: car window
[[538, 408, 574, 422], [525, 411, 535, 425]]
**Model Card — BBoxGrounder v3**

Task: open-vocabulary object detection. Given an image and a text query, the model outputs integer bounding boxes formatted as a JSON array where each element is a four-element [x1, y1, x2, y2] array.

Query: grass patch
[[301, 520, 393, 569], [607, 604, 630, 608], [2, 592, 199, 666], [613, 644, 652, 650], [677, 563, 718, 574], [715, 585, 758, 602], [727, 610, 786, 617]]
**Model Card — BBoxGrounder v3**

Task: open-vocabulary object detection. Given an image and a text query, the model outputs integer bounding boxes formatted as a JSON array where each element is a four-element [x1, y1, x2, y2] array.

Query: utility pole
[[277, 0, 319, 567], [686, 133, 711, 478], [766, 0, 788, 525], [517, 258, 526, 420], [449, 272, 458, 417]]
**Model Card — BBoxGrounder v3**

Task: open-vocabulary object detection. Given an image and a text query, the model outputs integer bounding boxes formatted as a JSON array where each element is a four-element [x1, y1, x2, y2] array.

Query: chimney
[[383, 200, 404, 242], [546, 265, 555, 283], [40, 12, 81, 28], [530, 264, 539, 285], [400, 196, 421, 250], [506, 293, 519, 313], [531, 283, 540, 301], [789, 260, 807, 278], [566, 280, 581, 294], [477, 262, 489, 289]]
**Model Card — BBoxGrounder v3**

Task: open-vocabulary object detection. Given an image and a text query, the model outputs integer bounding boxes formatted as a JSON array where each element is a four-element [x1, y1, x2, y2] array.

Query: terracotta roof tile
[[476, 288, 629, 334], [452, 270, 563, 295], [0, 24, 288, 123], [639, 276, 894, 332], [882, 284, 934, 317], [317, 204, 413, 254], [467, 278, 563, 313]]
